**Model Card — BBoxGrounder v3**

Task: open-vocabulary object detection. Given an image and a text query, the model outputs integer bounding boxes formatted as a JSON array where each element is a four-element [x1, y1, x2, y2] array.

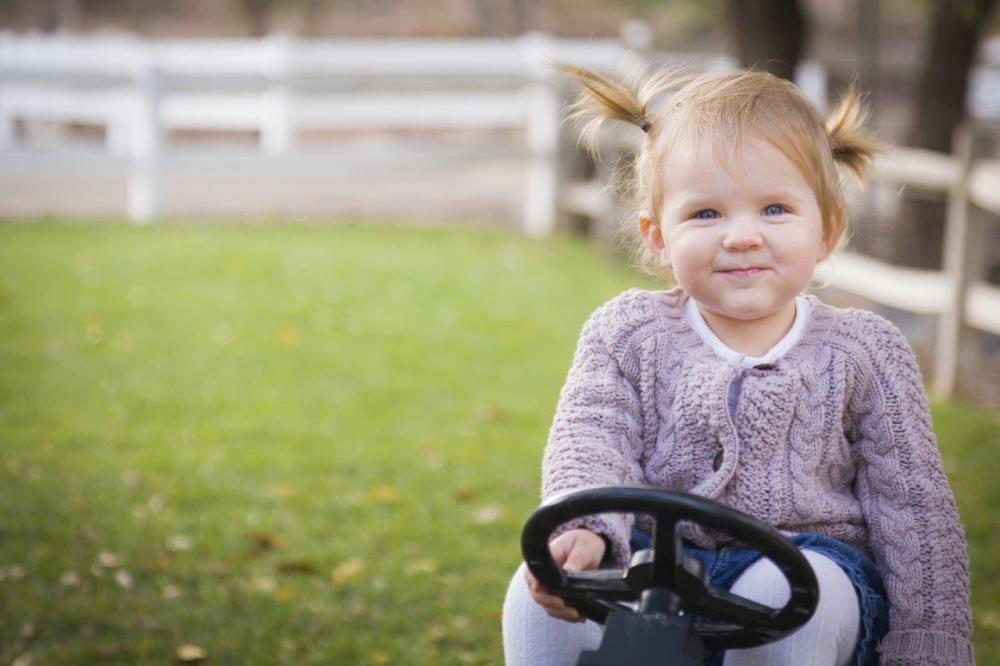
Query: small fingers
[[529, 587, 584, 623], [523, 563, 585, 623]]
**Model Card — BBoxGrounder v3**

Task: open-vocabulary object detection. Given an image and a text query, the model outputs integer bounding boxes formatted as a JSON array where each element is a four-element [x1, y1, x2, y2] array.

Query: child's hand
[[523, 528, 606, 623]]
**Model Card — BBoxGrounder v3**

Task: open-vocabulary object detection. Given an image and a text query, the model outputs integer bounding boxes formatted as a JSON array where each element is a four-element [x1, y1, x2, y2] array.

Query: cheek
[[775, 233, 825, 278], [667, 232, 713, 268]]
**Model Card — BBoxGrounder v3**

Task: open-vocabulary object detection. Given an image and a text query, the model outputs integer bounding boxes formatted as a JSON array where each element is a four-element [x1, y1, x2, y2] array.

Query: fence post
[[933, 123, 975, 399], [521, 32, 559, 237], [0, 108, 13, 150], [261, 32, 293, 155], [127, 54, 163, 224]]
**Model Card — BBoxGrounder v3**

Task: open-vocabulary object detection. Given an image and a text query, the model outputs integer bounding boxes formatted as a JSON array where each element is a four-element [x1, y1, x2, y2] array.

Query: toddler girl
[[502, 64, 973, 666]]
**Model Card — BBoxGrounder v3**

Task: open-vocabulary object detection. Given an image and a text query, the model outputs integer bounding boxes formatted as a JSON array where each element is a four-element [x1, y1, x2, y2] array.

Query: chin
[[714, 299, 779, 321]]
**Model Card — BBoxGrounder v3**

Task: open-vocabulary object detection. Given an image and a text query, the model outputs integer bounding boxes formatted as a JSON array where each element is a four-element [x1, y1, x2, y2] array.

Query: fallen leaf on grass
[[0, 564, 26, 581], [176, 643, 206, 662], [277, 324, 300, 347], [366, 484, 398, 503], [114, 570, 134, 590], [277, 560, 318, 575], [147, 495, 165, 513], [214, 325, 234, 347], [248, 531, 286, 552], [275, 587, 298, 602], [477, 404, 509, 422], [163, 584, 183, 600], [95, 644, 118, 657], [474, 505, 504, 524], [981, 610, 1000, 631], [453, 488, 474, 503], [166, 535, 193, 552], [265, 482, 300, 498], [122, 470, 141, 489], [139, 555, 173, 572], [371, 651, 389, 664], [60, 571, 82, 588], [85, 314, 104, 341], [247, 576, 276, 593], [428, 622, 446, 640], [96, 551, 121, 568], [203, 560, 231, 576], [331, 558, 365, 587], [404, 559, 438, 576]]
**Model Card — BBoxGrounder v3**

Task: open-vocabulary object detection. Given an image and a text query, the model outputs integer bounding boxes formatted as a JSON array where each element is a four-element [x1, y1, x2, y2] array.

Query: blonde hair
[[554, 62, 883, 280]]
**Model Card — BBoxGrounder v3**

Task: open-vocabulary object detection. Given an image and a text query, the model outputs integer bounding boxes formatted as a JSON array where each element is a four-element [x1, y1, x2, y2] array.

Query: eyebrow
[[672, 191, 806, 210], [758, 191, 807, 202]]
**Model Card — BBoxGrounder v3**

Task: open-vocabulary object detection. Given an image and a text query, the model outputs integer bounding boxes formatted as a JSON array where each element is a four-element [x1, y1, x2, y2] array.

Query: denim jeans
[[628, 531, 890, 666]]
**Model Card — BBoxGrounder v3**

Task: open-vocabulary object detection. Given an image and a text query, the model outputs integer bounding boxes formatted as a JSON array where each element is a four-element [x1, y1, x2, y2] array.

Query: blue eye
[[693, 209, 720, 220], [763, 204, 786, 216]]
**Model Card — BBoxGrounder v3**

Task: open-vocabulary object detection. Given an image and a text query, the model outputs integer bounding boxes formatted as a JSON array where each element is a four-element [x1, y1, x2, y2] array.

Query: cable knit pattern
[[540, 287, 973, 665]]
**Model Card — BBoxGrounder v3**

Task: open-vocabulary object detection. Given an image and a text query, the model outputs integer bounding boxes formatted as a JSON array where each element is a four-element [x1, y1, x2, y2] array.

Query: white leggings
[[502, 550, 860, 666]]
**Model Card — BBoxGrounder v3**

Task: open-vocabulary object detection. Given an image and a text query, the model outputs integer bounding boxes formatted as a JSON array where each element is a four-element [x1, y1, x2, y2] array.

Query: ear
[[638, 215, 672, 268], [819, 210, 844, 261]]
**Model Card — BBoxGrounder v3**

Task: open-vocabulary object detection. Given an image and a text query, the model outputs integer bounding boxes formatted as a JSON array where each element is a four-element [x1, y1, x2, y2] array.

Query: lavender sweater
[[542, 288, 973, 665]]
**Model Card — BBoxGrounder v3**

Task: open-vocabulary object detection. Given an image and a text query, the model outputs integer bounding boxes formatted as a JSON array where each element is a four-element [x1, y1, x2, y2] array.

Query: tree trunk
[[893, 0, 996, 268], [725, 0, 807, 82], [473, 0, 533, 36], [241, 0, 272, 38], [35, 0, 79, 33]]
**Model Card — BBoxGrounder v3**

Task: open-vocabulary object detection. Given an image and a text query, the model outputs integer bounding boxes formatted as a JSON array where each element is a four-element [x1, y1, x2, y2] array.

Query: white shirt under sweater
[[684, 295, 812, 418]]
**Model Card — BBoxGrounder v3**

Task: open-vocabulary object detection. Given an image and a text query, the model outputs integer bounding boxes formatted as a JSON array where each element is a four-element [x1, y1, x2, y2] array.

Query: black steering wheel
[[521, 486, 819, 652]]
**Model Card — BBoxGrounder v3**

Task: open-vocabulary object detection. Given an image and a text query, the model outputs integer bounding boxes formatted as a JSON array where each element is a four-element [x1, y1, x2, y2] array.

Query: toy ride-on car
[[521, 486, 820, 666]]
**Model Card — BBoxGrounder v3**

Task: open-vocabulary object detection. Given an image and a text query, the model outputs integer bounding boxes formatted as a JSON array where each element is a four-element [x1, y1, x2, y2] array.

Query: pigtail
[[826, 82, 884, 185], [552, 62, 686, 157]]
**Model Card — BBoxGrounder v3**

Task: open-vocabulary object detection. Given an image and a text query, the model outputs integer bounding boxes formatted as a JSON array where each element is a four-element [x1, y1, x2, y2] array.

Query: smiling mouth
[[718, 267, 769, 277]]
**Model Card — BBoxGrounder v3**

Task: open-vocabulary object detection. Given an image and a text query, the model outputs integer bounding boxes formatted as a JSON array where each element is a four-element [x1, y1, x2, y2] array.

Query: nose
[[721, 215, 763, 252]]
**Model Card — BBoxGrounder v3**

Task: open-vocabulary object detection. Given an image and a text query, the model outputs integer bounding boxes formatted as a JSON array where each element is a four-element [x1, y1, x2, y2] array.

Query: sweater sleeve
[[540, 303, 645, 568], [849, 315, 974, 665]]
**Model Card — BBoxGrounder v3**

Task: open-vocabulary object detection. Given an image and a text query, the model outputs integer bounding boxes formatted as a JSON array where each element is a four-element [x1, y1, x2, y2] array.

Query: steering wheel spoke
[[562, 569, 635, 597], [688, 586, 781, 627]]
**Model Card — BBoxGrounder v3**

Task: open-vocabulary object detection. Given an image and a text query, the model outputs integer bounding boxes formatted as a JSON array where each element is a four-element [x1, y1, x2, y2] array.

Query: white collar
[[684, 295, 812, 368]]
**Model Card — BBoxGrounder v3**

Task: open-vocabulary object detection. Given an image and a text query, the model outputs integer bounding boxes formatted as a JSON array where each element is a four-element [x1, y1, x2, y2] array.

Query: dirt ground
[[0, 156, 526, 226]]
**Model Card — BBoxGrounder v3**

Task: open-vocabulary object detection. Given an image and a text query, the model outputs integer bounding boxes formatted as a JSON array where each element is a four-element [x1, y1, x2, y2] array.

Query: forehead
[[659, 132, 813, 198]]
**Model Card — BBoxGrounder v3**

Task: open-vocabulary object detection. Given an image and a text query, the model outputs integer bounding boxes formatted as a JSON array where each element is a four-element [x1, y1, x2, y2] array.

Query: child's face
[[641, 135, 831, 324]]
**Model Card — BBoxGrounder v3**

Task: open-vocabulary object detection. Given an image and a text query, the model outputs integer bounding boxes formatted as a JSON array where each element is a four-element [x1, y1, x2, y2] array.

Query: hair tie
[[640, 120, 652, 133]]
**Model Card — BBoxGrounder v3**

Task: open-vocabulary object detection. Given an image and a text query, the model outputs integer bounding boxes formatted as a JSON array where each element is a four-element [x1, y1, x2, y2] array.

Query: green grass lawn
[[0, 220, 997, 665]]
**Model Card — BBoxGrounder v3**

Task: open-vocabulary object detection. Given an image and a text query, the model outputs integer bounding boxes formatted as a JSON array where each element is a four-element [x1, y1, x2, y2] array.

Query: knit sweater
[[541, 288, 973, 665]]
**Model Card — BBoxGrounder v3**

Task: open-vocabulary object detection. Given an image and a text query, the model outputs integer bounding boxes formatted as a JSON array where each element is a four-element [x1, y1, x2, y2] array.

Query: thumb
[[562, 541, 593, 573]]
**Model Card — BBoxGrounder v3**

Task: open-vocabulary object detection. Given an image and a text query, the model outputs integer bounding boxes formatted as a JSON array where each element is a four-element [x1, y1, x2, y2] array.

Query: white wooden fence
[[868, 132, 1000, 398], [0, 31, 659, 235], [0, 32, 996, 398]]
